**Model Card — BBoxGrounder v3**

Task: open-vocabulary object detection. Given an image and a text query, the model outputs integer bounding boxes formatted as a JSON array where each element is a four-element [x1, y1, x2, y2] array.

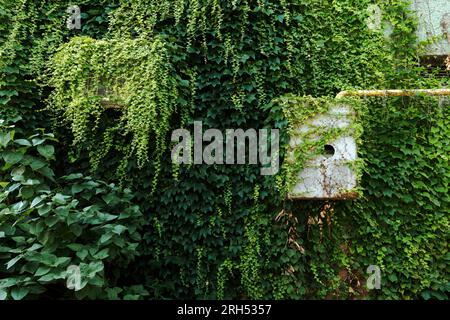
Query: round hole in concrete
[[323, 144, 335, 158]]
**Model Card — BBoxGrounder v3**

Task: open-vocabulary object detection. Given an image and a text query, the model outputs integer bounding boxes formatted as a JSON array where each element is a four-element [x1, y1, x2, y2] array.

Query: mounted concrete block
[[288, 104, 359, 200], [413, 0, 450, 56]]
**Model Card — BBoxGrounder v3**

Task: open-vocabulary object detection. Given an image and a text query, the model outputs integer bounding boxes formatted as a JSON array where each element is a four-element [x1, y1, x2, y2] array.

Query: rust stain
[[288, 191, 358, 201], [441, 13, 450, 44]]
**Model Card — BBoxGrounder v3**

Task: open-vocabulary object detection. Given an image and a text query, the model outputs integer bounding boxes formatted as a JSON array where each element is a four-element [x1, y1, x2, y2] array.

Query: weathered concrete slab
[[413, 0, 450, 56], [288, 104, 358, 200]]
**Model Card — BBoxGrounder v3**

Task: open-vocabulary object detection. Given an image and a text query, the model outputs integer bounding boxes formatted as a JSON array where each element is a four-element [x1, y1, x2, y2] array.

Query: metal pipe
[[336, 89, 450, 99]]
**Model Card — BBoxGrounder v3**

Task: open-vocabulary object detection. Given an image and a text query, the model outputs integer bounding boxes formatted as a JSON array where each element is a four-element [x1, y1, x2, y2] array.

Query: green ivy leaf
[[52, 193, 69, 205], [0, 131, 14, 148], [71, 184, 85, 194], [31, 196, 43, 207], [6, 255, 23, 270], [11, 287, 29, 300], [388, 274, 398, 282], [30, 159, 47, 170], [34, 266, 51, 277], [2, 152, 23, 165], [14, 139, 31, 147], [93, 248, 109, 260], [37, 145, 55, 160], [31, 138, 45, 146]]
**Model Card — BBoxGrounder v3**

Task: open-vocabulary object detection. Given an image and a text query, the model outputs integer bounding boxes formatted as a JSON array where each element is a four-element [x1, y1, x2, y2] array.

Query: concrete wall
[[413, 0, 450, 56]]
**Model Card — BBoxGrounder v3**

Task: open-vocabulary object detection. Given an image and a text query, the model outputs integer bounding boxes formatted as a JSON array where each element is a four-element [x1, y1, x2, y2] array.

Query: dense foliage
[[0, 0, 448, 300], [0, 117, 145, 299], [48, 36, 187, 189]]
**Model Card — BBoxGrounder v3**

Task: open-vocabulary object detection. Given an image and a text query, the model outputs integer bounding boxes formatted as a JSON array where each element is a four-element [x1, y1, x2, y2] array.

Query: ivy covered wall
[[0, 0, 448, 300]]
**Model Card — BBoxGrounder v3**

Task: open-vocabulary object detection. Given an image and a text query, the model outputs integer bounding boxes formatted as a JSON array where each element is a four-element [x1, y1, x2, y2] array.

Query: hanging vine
[[1, 0, 448, 301], [47, 36, 182, 189]]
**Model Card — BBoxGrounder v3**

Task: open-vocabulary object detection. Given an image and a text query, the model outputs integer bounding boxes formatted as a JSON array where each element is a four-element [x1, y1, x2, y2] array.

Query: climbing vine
[[47, 36, 187, 189], [0, 0, 448, 301]]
